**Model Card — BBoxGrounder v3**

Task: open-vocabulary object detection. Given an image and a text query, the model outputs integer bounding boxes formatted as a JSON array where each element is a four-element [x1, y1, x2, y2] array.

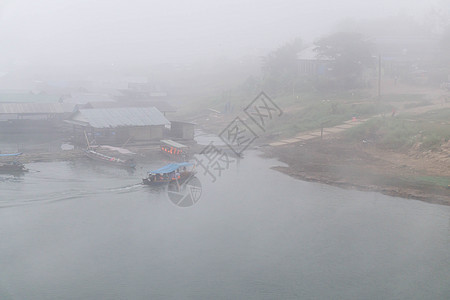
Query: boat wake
[[0, 175, 23, 182], [106, 183, 143, 193], [0, 183, 144, 209]]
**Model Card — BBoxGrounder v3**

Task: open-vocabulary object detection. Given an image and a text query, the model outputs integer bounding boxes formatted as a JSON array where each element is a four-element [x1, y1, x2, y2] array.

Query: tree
[[314, 32, 374, 89], [440, 26, 450, 59], [261, 38, 304, 95]]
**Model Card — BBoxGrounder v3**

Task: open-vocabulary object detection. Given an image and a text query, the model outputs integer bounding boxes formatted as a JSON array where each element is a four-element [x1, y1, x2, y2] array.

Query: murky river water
[[1, 151, 449, 299]]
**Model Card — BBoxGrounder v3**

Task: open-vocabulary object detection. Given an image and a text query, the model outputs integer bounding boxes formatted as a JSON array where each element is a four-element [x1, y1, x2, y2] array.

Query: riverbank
[[189, 102, 450, 205], [262, 137, 450, 206]]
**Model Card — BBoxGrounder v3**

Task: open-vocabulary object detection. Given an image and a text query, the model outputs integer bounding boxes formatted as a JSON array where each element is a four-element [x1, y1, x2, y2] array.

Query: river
[[1, 151, 449, 299]]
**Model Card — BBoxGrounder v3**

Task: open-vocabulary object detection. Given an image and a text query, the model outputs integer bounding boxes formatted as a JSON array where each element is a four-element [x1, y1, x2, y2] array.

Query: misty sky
[[0, 0, 441, 68]]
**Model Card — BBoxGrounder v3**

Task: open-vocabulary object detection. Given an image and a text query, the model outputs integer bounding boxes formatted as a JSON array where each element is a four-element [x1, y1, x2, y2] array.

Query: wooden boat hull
[[142, 178, 168, 186], [142, 172, 196, 186], [0, 163, 28, 174], [85, 150, 136, 169]]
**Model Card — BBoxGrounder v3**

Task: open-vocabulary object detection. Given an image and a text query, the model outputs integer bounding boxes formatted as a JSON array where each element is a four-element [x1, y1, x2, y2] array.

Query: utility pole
[[377, 55, 381, 101], [292, 81, 295, 101]]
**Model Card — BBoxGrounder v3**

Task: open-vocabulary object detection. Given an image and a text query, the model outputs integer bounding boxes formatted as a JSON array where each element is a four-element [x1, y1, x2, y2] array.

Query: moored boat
[[0, 153, 28, 173], [85, 148, 136, 168], [160, 139, 189, 161], [82, 130, 136, 169]]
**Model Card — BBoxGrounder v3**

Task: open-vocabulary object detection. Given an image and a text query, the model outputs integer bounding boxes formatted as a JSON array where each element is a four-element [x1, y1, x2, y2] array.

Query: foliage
[[346, 115, 450, 150], [261, 38, 304, 96], [421, 134, 443, 150], [264, 99, 391, 139], [415, 175, 450, 188], [314, 32, 374, 89], [380, 94, 424, 102], [403, 100, 432, 109], [417, 108, 450, 122]]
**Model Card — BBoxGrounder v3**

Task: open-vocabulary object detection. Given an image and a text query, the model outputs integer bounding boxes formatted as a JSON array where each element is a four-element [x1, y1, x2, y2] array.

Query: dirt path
[[269, 117, 370, 146]]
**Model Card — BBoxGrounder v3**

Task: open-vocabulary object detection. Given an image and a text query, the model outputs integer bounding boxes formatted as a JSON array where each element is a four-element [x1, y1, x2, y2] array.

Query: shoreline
[[5, 135, 449, 206], [271, 165, 450, 206], [261, 138, 450, 207]]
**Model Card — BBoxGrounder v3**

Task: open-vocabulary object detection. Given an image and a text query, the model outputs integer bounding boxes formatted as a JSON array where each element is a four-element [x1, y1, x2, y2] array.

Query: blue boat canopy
[[149, 162, 193, 174], [0, 152, 22, 157]]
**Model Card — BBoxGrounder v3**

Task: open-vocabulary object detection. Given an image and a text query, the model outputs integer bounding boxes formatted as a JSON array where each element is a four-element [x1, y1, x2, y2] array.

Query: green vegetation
[[403, 100, 432, 109], [415, 108, 450, 122], [262, 38, 304, 96], [264, 98, 392, 139], [314, 32, 374, 89], [415, 175, 450, 188], [345, 118, 415, 149], [346, 111, 450, 150], [380, 94, 425, 102]]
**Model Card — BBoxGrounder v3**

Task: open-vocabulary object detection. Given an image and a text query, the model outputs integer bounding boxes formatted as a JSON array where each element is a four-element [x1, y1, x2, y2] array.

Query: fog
[[1, 1, 450, 299], [0, 0, 440, 69]]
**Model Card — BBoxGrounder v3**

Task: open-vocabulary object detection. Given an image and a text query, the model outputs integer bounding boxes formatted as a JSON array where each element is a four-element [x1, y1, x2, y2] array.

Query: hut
[[169, 121, 195, 140], [67, 107, 170, 145], [0, 102, 75, 133], [82, 100, 176, 116]]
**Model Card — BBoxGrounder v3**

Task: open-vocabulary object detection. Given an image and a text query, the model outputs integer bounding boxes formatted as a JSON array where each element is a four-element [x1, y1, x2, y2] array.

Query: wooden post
[[84, 130, 90, 149], [378, 55, 381, 101], [321, 120, 331, 140]]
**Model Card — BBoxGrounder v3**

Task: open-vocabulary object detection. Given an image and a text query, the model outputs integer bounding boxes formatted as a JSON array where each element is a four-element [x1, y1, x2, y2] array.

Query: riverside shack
[[0, 102, 75, 133], [169, 121, 195, 140], [66, 107, 170, 145]]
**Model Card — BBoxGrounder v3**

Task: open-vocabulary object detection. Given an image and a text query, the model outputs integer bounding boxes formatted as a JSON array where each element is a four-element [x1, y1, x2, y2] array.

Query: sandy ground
[[262, 137, 450, 206]]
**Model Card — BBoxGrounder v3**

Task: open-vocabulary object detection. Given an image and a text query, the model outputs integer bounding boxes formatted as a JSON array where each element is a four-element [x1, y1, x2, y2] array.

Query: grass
[[415, 175, 450, 187], [183, 88, 394, 140], [403, 100, 432, 109], [263, 99, 392, 139], [176, 88, 377, 119], [415, 108, 450, 122], [380, 93, 425, 102], [346, 115, 450, 150], [173, 83, 446, 148]]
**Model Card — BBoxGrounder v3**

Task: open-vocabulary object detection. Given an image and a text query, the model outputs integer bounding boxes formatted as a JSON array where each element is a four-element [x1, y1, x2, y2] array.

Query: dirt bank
[[262, 137, 450, 206]]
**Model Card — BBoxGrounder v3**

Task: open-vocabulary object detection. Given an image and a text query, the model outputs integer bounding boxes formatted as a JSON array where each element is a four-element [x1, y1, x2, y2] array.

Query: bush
[[421, 134, 444, 150], [403, 100, 432, 109], [346, 116, 450, 151], [346, 119, 382, 140]]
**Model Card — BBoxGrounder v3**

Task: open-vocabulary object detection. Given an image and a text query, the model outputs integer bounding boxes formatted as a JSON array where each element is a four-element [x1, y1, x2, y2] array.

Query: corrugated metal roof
[[71, 107, 170, 128], [0, 103, 75, 114], [160, 139, 189, 149], [84, 100, 177, 112]]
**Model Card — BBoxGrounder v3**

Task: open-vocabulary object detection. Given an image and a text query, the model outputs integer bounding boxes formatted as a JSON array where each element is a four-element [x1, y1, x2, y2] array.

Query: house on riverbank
[[169, 121, 195, 140], [66, 107, 170, 146], [0, 102, 75, 133], [296, 46, 333, 77]]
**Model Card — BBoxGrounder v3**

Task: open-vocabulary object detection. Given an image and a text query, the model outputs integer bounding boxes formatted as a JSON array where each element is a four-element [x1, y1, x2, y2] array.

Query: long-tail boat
[[142, 162, 195, 186], [0, 153, 27, 173]]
